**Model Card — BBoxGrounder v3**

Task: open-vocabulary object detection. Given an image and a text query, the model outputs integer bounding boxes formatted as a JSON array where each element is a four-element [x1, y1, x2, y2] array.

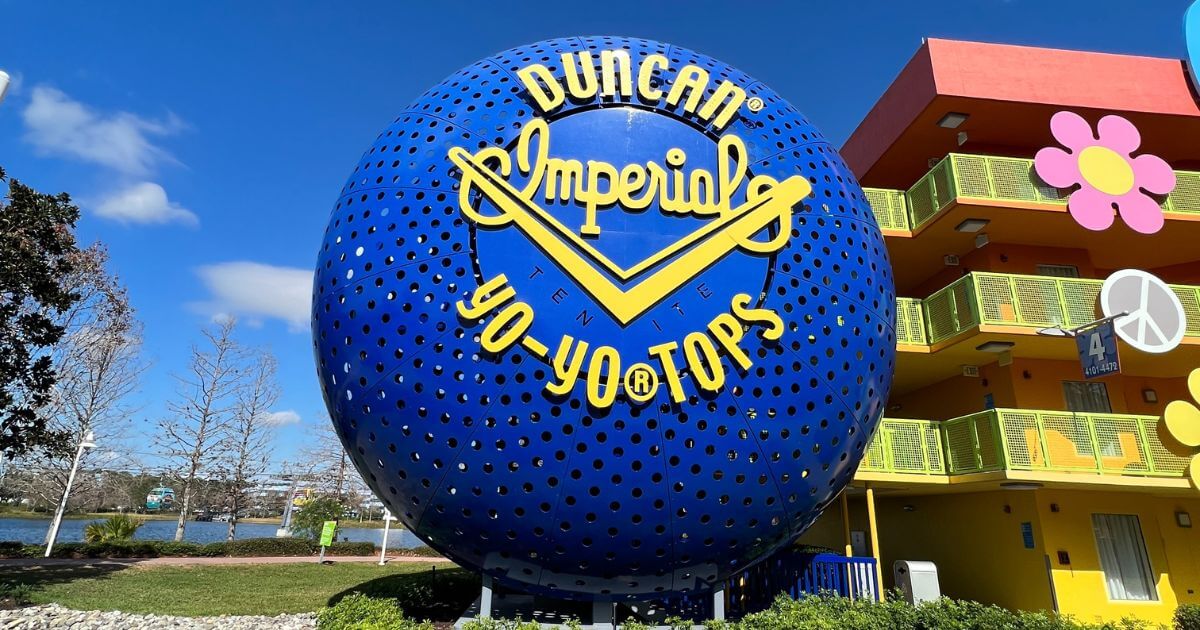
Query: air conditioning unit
[[961, 365, 980, 378], [943, 254, 960, 266]]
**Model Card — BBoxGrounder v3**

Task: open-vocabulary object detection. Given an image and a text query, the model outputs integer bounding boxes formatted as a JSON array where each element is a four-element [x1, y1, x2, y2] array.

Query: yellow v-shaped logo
[[450, 147, 811, 325]]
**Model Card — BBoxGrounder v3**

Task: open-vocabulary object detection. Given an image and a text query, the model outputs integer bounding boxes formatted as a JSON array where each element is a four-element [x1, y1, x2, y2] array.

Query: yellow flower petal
[[1161, 400, 1200, 452], [1189, 368, 1200, 404]]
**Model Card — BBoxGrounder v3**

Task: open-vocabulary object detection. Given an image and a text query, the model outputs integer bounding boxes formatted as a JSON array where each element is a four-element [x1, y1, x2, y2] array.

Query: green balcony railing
[[912, 271, 1200, 345], [942, 409, 1189, 478], [863, 153, 1200, 232], [863, 188, 909, 232], [894, 298, 927, 345], [922, 275, 981, 344], [861, 418, 945, 475], [861, 410, 1189, 481], [942, 411, 1009, 474]]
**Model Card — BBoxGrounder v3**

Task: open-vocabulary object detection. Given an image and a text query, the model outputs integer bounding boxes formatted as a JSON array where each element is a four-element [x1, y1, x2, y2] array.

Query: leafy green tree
[[291, 496, 345, 540], [0, 166, 82, 459]]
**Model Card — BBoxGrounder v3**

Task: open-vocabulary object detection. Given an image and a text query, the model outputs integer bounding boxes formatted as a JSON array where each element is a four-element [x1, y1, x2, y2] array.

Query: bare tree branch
[[155, 317, 246, 542], [296, 416, 372, 504], [215, 349, 278, 541]]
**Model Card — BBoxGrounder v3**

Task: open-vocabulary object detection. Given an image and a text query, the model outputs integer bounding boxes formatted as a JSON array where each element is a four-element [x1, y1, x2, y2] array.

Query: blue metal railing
[[649, 551, 879, 621], [724, 552, 880, 617]]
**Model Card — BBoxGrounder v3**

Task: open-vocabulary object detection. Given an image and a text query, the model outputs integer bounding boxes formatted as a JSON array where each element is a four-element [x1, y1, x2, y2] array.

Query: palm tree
[[83, 514, 143, 543]]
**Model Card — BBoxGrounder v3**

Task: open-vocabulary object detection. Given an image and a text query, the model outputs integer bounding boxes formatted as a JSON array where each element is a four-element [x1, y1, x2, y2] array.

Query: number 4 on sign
[[1089, 332, 1105, 360], [1075, 320, 1120, 380]]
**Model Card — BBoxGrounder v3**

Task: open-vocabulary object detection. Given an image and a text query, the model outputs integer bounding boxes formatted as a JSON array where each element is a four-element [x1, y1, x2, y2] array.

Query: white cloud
[[94, 181, 198, 226], [194, 262, 312, 333], [22, 86, 182, 176], [263, 410, 301, 427]]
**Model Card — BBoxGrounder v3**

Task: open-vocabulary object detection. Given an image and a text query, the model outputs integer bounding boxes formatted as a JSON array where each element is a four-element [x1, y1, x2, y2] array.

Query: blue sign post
[[1076, 321, 1121, 379]]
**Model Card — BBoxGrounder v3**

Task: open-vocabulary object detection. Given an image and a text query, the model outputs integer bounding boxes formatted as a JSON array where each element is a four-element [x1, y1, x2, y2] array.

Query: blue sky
[[0, 1, 1193, 467]]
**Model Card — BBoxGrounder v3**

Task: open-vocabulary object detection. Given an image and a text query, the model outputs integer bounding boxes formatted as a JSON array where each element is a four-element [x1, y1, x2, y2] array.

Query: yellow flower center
[[1077, 146, 1134, 196]]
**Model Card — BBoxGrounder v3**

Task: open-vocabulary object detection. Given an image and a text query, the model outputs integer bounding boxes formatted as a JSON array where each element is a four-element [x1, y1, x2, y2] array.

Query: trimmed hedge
[[1178, 604, 1200, 630], [391, 545, 443, 558], [0, 538, 434, 559], [719, 593, 1158, 629], [221, 537, 320, 557], [319, 593, 1175, 630], [317, 593, 437, 630]]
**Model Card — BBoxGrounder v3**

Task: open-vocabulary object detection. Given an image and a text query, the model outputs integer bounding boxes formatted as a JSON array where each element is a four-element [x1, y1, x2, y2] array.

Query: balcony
[[864, 153, 1200, 234], [859, 410, 1190, 486], [894, 271, 1200, 348], [861, 418, 944, 475]]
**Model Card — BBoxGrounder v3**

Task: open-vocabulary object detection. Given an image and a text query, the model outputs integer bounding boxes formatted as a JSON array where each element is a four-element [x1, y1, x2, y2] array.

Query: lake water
[[0, 517, 423, 548]]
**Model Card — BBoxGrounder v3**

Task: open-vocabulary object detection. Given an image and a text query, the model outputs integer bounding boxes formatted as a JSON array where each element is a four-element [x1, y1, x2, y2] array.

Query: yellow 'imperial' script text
[[460, 118, 782, 237]]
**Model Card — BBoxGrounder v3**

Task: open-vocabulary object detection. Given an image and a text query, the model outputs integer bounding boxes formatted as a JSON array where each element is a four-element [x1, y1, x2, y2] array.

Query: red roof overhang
[[842, 38, 1200, 188]]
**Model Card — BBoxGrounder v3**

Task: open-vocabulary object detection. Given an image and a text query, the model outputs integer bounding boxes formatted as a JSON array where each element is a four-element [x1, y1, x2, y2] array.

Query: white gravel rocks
[[0, 604, 317, 629]]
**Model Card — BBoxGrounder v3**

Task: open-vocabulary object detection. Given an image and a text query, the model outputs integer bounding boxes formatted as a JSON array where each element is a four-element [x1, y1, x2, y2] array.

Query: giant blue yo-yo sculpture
[[313, 36, 896, 602]]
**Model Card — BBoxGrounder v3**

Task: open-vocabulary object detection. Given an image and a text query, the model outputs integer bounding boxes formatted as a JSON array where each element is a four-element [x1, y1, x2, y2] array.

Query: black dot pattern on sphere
[[312, 36, 895, 602]]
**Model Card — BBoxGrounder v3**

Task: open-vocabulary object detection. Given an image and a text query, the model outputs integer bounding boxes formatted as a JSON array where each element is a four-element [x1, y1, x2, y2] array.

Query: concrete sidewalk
[[0, 554, 453, 568]]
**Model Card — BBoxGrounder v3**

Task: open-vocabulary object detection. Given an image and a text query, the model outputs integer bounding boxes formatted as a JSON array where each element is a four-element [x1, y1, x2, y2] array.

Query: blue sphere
[[313, 36, 896, 601]]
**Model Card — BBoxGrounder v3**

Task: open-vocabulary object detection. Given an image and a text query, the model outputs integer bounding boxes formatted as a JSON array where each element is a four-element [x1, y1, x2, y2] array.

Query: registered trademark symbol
[[622, 362, 660, 404], [747, 97, 764, 112]]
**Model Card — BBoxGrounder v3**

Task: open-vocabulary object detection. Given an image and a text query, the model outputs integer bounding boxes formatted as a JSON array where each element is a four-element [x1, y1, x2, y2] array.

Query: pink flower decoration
[[1033, 111, 1175, 234]]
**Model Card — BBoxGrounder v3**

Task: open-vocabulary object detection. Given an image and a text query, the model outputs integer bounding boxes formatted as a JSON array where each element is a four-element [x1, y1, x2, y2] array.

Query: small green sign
[[319, 520, 337, 547]]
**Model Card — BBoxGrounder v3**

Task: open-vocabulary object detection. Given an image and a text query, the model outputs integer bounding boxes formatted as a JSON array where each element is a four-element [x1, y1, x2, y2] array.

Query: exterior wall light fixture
[[955, 218, 990, 233], [938, 112, 970, 129], [976, 341, 1016, 353], [1000, 482, 1043, 490]]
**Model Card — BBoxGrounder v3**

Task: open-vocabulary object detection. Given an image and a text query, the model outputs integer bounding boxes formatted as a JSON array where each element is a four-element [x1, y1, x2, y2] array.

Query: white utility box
[[893, 560, 940, 605]]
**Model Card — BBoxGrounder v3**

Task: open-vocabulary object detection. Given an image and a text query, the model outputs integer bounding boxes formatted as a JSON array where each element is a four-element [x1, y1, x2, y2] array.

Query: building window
[[1091, 514, 1157, 601], [1063, 381, 1112, 414], [1036, 264, 1081, 278]]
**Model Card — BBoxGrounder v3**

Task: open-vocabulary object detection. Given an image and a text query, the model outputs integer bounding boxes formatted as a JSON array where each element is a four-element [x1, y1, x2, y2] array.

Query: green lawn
[[1, 562, 479, 619]]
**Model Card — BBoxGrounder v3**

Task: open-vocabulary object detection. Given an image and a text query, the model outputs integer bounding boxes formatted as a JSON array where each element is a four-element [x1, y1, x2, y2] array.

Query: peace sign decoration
[[1100, 269, 1188, 355]]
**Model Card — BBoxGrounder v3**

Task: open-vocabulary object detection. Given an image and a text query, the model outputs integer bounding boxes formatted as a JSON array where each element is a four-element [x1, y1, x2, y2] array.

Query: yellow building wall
[[1003, 358, 1189, 418], [907, 244, 1097, 299], [1033, 489, 1200, 625], [802, 490, 1056, 612], [1006, 358, 1132, 412], [889, 361, 1017, 420], [796, 499, 853, 552], [1119, 376, 1190, 417], [911, 250, 986, 298], [872, 490, 1055, 613], [891, 358, 1184, 421], [801, 487, 1200, 625]]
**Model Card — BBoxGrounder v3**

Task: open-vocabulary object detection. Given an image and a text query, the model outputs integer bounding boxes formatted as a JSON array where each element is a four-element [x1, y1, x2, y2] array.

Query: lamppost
[[44, 431, 97, 557], [378, 509, 393, 565]]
